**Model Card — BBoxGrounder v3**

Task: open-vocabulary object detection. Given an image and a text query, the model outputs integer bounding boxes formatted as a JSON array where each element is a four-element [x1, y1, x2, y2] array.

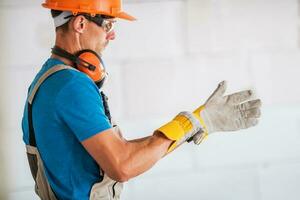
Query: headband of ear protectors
[[51, 46, 107, 89]]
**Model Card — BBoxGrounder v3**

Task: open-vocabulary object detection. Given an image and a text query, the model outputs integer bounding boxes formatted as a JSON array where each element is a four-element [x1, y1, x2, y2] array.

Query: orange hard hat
[[42, 0, 136, 21]]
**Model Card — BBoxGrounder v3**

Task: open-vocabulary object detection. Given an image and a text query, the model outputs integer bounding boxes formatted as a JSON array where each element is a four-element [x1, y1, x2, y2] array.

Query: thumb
[[206, 81, 227, 102]]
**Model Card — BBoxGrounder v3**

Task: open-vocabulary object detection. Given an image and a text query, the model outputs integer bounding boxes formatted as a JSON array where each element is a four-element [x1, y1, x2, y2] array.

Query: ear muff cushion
[[76, 50, 106, 83]]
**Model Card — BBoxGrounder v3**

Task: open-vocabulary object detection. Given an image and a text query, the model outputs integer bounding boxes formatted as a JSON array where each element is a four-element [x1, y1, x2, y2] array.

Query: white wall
[[0, 0, 300, 200]]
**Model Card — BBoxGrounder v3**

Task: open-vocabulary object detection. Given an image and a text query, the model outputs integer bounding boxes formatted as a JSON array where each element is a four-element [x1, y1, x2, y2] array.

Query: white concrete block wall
[[117, 53, 254, 120], [0, 0, 300, 200], [1, 6, 55, 67], [251, 50, 300, 105], [187, 0, 299, 53], [104, 1, 186, 60], [260, 163, 300, 200]]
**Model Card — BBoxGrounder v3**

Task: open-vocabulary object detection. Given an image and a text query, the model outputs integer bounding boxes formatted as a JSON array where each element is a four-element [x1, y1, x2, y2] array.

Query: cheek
[[98, 36, 107, 48], [97, 30, 107, 43], [89, 31, 105, 50], [90, 24, 106, 44]]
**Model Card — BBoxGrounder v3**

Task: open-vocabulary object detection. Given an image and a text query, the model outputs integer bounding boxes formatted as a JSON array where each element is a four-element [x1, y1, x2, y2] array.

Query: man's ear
[[72, 15, 87, 33]]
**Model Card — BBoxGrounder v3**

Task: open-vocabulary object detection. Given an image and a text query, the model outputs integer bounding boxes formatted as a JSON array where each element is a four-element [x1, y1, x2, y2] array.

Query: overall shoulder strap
[[28, 64, 77, 147], [100, 91, 112, 125]]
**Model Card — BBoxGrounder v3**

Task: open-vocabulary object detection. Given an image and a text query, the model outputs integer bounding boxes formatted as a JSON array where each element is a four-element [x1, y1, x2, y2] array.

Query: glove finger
[[244, 118, 259, 128], [239, 99, 262, 110], [226, 90, 253, 105], [242, 108, 261, 118], [207, 81, 227, 102]]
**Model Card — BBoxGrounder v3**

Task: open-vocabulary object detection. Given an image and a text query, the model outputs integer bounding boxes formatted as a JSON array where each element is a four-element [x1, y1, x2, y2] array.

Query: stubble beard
[[96, 40, 109, 55]]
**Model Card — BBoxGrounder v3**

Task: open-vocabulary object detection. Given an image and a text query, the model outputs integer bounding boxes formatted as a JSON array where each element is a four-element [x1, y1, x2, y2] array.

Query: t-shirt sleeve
[[55, 73, 111, 142]]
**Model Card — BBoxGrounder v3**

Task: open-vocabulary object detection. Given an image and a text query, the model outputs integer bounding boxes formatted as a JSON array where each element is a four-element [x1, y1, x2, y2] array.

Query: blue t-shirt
[[22, 58, 112, 200]]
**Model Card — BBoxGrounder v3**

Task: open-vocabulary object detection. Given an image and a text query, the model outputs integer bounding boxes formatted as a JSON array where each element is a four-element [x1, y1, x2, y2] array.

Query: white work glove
[[192, 81, 262, 144]]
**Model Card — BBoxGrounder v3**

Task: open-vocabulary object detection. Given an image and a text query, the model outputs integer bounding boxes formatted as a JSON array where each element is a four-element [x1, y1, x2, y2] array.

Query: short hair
[[51, 9, 70, 32]]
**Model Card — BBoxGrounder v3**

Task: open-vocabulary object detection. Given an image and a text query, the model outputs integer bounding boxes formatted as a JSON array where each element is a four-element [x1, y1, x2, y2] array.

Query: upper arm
[[56, 73, 111, 141], [81, 127, 129, 182]]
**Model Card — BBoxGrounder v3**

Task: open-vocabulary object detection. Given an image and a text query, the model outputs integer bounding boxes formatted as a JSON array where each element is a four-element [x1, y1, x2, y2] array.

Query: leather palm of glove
[[192, 81, 262, 144]]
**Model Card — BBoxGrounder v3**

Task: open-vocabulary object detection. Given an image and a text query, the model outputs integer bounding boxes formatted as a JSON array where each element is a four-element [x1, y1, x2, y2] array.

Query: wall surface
[[0, 0, 300, 200]]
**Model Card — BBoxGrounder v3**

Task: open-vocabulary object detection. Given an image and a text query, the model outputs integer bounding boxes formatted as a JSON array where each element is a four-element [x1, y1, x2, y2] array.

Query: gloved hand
[[192, 81, 262, 144]]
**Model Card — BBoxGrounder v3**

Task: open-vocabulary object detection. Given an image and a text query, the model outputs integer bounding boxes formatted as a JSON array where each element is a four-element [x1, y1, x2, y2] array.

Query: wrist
[[152, 131, 173, 154], [153, 131, 173, 144]]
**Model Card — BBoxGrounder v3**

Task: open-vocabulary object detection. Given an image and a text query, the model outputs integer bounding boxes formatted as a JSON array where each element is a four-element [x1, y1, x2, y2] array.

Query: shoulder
[[57, 68, 99, 93], [54, 69, 101, 106]]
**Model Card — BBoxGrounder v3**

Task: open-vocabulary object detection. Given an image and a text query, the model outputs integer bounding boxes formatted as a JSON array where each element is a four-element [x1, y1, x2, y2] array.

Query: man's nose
[[106, 30, 116, 40]]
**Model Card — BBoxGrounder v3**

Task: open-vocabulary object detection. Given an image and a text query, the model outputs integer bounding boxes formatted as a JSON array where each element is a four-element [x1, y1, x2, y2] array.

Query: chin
[[96, 47, 103, 55], [96, 44, 108, 54]]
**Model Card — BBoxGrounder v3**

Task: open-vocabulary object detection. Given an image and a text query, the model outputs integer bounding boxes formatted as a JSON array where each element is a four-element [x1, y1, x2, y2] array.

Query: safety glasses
[[84, 14, 116, 33], [65, 14, 116, 33], [101, 18, 116, 33]]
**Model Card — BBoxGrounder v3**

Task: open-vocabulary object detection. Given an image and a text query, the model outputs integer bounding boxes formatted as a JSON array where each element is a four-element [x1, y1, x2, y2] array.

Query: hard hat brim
[[116, 12, 136, 21]]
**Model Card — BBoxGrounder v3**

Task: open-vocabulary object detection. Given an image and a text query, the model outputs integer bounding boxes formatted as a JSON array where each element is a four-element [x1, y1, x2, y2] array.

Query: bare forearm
[[82, 128, 173, 182], [121, 131, 172, 179]]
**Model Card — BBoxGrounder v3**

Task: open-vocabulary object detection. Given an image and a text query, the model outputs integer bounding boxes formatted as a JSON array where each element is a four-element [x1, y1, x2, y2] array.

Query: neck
[[51, 32, 81, 67]]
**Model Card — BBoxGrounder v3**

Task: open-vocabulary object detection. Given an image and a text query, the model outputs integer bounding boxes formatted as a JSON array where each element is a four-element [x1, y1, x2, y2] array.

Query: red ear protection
[[51, 46, 107, 89]]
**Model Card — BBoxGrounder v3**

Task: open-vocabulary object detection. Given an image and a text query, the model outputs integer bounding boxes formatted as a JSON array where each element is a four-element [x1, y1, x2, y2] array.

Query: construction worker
[[21, 0, 262, 200]]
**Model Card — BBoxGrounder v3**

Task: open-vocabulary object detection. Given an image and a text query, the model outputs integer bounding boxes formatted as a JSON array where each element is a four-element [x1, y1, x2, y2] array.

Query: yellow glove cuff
[[157, 115, 193, 141], [157, 112, 201, 154]]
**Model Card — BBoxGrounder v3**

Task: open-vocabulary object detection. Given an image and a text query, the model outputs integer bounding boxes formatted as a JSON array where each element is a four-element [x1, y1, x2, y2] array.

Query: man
[[22, 0, 262, 200]]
